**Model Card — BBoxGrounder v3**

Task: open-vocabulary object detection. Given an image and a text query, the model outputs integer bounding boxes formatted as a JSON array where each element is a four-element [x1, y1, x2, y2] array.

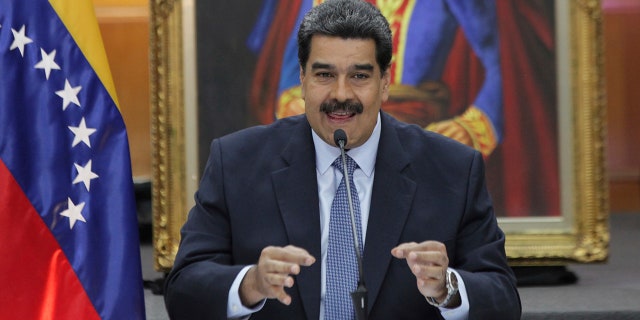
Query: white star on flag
[[68, 117, 96, 148], [34, 48, 61, 79], [73, 160, 99, 191], [10, 25, 33, 57], [55, 79, 82, 110], [60, 197, 87, 229]]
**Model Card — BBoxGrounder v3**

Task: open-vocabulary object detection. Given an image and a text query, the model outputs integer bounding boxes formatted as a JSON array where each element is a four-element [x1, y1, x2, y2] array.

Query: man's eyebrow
[[311, 62, 334, 70], [353, 63, 374, 71]]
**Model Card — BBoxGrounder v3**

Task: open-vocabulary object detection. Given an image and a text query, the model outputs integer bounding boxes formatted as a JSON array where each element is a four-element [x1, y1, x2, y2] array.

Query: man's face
[[301, 35, 390, 149]]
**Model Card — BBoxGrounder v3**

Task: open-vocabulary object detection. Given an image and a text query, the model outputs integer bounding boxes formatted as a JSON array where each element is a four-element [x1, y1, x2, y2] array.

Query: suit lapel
[[271, 119, 322, 320], [363, 113, 416, 310], [269, 114, 417, 317]]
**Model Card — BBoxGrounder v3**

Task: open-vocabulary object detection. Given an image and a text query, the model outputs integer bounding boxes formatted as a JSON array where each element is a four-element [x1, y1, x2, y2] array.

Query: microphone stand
[[335, 129, 368, 320]]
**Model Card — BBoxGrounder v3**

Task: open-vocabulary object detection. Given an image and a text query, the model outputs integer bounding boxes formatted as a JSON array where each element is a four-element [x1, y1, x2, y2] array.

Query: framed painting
[[150, 0, 608, 272]]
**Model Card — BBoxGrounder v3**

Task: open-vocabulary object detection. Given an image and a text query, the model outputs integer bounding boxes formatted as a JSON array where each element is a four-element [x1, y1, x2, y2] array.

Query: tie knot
[[333, 154, 358, 176]]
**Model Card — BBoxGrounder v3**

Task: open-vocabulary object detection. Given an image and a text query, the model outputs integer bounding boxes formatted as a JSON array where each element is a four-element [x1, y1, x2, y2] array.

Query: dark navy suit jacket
[[164, 112, 521, 319]]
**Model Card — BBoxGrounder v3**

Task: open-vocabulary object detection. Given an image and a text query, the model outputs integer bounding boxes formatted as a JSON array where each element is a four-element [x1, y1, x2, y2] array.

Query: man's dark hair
[[297, 0, 393, 75]]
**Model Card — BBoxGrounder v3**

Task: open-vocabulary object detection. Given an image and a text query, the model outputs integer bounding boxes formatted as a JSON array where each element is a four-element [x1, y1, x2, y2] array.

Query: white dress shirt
[[227, 113, 469, 319]]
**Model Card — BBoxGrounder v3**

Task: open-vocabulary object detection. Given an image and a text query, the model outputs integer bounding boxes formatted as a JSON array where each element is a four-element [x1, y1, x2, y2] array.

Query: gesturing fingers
[[391, 241, 446, 259], [391, 241, 449, 298], [406, 250, 448, 271], [254, 245, 316, 305]]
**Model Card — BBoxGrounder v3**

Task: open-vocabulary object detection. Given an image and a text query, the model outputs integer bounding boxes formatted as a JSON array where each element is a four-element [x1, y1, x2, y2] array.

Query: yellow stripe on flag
[[48, 0, 120, 108]]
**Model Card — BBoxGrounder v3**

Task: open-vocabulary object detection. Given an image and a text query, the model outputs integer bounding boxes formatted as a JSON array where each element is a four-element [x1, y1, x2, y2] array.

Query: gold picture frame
[[150, 0, 608, 272]]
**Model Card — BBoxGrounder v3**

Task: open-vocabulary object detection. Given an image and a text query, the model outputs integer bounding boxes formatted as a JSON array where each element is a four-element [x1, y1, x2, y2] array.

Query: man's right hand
[[239, 245, 315, 307]]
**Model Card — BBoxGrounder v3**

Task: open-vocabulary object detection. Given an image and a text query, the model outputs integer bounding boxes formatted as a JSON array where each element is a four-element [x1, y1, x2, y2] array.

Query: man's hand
[[391, 241, 459, 307], [239, 245, 315, 307]]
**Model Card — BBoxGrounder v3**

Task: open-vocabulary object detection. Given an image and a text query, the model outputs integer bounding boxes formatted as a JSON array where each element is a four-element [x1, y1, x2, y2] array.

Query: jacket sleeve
[[163, 138, 246, 320], [452, 151, 521, 319]]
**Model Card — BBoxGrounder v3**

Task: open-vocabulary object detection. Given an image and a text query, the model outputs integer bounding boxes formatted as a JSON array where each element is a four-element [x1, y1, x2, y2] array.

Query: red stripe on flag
[[0, 159, 100, 319]]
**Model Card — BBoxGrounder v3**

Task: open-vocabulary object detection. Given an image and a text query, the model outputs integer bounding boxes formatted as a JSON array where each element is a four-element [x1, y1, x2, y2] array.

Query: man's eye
[[353, 73, 369, 79], [317, 72, 333, 78]]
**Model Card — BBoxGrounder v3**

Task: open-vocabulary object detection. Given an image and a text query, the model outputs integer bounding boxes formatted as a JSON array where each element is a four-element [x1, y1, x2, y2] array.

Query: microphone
[[333, 129, 368, 320]]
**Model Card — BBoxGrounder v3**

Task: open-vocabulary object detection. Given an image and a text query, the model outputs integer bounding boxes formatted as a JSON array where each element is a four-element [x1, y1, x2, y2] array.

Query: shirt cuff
[[227, 265, 266, 319], [439, 268, 470, 320]]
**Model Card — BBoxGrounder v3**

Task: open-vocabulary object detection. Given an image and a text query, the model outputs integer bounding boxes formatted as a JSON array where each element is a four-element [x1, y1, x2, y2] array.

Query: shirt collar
[[312, 112, 381, 177]]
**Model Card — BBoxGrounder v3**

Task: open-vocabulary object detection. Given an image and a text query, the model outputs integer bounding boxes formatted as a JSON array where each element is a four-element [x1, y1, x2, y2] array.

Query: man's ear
[[381, 69, 391, 101], [299, 65, 306, 99]]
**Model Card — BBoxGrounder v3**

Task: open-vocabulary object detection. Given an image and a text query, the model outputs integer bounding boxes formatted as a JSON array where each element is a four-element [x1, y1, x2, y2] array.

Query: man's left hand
[[391, 241, 458, 306]]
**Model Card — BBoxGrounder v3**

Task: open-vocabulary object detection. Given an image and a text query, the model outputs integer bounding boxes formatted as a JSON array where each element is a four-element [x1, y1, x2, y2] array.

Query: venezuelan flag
[[0, 0, 145, 318]]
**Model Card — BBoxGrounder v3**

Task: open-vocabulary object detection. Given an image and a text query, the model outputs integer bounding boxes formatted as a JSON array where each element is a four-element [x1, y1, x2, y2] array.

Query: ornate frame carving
[[504, 0, 608, 264], [150, 0, 186, 271]]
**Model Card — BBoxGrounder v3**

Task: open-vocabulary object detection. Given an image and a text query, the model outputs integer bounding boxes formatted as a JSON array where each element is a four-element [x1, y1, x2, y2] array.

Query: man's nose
[[331, 76, 354, 101]]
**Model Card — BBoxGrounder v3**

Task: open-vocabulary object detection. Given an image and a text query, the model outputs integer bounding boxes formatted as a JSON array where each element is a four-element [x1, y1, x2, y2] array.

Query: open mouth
[[327, 110, 356, 120]]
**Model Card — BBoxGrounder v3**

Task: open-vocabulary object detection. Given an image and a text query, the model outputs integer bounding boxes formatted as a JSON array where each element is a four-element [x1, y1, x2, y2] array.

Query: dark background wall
[[196, 1, 264, 171]]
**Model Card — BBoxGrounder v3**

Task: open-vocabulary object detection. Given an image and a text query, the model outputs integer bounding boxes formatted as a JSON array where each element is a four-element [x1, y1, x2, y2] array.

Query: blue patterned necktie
[[325, 154, 364, 320]]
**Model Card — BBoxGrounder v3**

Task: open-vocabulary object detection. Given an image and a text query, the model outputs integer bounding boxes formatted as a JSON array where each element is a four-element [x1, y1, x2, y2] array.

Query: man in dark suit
[[164, 0, 521, 319]]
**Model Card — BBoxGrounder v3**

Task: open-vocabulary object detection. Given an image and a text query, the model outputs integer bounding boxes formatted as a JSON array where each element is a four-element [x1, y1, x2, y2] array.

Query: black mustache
[[319, 100, 364, 114]]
